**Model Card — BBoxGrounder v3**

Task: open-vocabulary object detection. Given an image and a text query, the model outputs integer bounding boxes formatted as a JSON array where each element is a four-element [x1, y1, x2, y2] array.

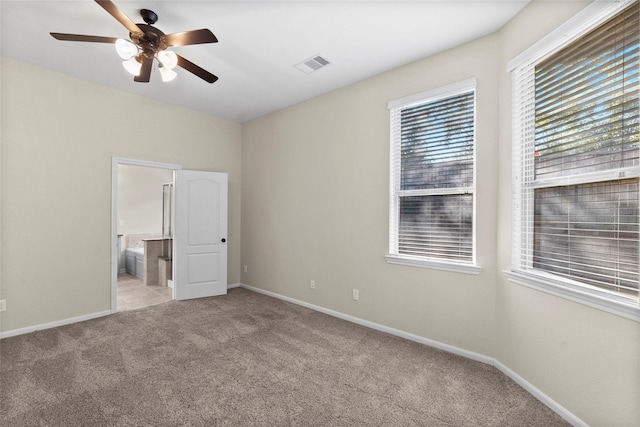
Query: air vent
[[294, 54, 331, 74]]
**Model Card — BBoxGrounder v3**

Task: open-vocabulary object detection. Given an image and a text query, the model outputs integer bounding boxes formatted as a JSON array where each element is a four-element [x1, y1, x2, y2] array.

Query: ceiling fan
[[50, 0, 218, 84]]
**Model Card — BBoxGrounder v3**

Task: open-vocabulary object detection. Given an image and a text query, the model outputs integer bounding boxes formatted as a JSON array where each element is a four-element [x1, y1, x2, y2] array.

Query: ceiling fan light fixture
[[157, 50, 178, 69], [50, 1, 218, 84], [159, 66, 178, 82], [122, 57, 142, 76], [115, 38, 139, 60]]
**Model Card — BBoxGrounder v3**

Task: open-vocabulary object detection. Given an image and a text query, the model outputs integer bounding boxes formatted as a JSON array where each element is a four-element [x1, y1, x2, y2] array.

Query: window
[[386, 79, 479, 274], [509, 0, 640, 320]]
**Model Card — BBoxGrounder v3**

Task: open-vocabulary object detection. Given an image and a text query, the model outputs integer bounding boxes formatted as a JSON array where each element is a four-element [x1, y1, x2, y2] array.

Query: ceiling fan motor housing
[[130, 24, 168, 57]]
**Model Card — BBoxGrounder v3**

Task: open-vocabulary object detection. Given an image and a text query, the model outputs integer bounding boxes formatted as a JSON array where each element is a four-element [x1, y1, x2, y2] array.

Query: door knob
[[221, 238, 226, 243]]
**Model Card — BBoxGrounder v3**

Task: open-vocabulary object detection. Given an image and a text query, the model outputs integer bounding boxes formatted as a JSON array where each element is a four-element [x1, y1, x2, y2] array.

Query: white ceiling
[[1, 0, 529, 123]]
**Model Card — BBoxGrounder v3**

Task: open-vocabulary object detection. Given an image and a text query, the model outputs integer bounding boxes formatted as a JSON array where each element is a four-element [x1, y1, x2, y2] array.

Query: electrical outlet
[[352, 289, 359, 301], [310, 280, 315, 289], [243, 265, 248, 273], [0, 300, 6, 312]]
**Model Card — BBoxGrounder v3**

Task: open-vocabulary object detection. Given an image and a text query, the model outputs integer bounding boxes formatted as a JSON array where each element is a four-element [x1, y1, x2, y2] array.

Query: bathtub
[[125, 247, 144, 280]]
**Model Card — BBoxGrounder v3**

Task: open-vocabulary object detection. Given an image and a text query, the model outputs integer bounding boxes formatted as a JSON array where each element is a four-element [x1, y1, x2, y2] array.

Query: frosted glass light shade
[[159, 66, 178, 82], [157, 50, 178, 69], [115, 39, 139, 60], [122, 57, 141, 76]]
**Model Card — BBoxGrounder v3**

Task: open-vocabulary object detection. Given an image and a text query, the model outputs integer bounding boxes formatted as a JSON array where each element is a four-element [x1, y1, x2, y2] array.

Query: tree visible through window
[[511, 0, 640, 311], [388, 80, 476, 267], [532, 1, 639, 299]]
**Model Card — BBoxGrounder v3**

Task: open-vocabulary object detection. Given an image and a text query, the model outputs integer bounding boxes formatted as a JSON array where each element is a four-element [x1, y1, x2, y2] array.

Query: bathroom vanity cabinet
[[124, 236, 172, 286], [143, 238, 172, 286], [143, 239, 163, 286]]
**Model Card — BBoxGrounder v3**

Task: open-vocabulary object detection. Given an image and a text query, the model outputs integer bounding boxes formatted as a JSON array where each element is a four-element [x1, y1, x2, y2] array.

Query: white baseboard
[[494, 360, 586, 427], [239, 283, 587, 427], [0, 310, 111, 339], [0, 282, 588, 426], [240, 283, 493, 364], [3, 283, 240, 339]]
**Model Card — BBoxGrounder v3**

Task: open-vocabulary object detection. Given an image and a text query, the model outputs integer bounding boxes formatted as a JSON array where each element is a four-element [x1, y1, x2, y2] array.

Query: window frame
[[507, 0, 640, 321], [386, 78, 481, 275]]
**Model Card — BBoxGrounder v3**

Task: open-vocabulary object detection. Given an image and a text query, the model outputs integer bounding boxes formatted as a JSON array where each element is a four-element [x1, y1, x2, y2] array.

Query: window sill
[[505, 270, 640, 322], [385, 254, 481, 275]]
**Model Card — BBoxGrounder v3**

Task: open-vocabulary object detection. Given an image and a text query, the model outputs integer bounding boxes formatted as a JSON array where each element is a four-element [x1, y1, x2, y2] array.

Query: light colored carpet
[[0, 288, 569, 426]]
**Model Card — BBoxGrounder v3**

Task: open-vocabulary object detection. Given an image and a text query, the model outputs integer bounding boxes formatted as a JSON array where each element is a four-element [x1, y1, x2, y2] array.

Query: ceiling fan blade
[[176, 54, 218, 84], [134, 56, 153, 83], [50, 33, 118, 44], [95, 0, 143, 36], [163, 29, 218, 47]]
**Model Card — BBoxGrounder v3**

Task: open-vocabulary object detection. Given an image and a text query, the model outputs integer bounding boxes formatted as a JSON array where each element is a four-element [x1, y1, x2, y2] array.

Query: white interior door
[[174, 170, 228, 300]]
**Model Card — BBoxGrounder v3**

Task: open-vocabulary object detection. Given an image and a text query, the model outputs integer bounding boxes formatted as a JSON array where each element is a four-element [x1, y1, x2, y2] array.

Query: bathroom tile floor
[[117, 273, 173, 312]]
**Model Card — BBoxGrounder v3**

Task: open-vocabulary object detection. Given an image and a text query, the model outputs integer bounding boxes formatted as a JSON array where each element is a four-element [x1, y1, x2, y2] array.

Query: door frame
[[111, 157, 182, 314]]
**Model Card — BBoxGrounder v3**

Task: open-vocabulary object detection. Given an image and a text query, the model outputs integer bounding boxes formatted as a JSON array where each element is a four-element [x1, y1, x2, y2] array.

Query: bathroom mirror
[[162, 183, 173, 238]]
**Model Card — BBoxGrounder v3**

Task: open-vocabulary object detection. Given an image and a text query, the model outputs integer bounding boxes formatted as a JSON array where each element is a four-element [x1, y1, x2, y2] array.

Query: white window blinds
[[533, 180, 639, 298], [511, 1, 640, 309], [389, 80, 476, 265], [534, 3, 640, 180]]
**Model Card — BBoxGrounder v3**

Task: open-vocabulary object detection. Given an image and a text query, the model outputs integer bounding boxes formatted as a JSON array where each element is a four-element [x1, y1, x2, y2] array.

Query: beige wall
[[242, 32, 501, 357], [0, 57, 242, 332], [496, 2, 640, 426], [241, 1, 639, 426], [118, 165, 173, 237]]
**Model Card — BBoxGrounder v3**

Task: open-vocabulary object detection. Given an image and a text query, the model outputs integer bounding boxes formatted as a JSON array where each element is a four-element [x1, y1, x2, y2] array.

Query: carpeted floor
[[0, 288, 570, 426]]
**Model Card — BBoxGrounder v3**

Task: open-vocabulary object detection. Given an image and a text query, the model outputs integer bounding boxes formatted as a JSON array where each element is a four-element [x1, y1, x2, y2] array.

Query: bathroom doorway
[[111, 158, 180, 313]]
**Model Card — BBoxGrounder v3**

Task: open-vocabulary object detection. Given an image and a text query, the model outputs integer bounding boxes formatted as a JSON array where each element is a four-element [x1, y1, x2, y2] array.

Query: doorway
[[112, 159, 229, 312], [111, 158, 181, 313]]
